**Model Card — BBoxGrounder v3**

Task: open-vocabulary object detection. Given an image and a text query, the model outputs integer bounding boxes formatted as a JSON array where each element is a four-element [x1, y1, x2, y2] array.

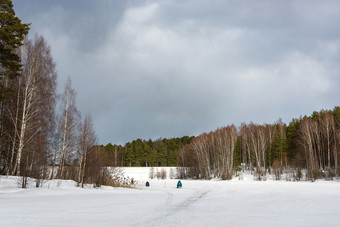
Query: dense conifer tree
[[0, 0, 30, 99], [233, 137, 242, 168], [0, 0, 30, 173]]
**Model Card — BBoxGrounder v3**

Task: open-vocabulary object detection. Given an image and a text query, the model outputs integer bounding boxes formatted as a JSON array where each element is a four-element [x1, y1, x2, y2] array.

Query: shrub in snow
[[161, 168, 167, 179], [169, 168, 176, 179], [149, 167, 154, 179]]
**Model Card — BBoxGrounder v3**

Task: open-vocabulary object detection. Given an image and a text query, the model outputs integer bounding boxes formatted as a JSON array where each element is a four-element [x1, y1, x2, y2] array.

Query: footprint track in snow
[[145, 187, 211, 226]]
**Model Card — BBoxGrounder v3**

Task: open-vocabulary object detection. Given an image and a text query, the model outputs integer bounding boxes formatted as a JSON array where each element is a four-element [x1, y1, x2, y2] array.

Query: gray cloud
[[14, 0, 340, 144]]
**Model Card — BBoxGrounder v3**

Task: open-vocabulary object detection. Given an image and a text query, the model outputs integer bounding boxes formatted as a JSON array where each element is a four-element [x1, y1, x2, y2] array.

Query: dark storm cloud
[[15, 0, 128, 52], [13, 0, 340, 144]]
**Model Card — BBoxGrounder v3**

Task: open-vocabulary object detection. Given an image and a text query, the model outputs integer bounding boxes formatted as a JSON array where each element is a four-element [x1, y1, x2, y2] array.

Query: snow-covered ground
[[1, 168, 340, 226]]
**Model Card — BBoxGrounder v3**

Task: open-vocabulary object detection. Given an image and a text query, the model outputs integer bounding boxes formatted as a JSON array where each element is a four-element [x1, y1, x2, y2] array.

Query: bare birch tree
[[319, 112, 335, 170], [10, 36, 56, 176], [298, 118, 319, 179], [215, 125, 238, 179], [78, 114, 97, 187], [57, 77, 80, 179]]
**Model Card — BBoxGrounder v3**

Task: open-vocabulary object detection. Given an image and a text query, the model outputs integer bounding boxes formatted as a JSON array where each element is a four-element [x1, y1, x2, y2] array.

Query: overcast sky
[[13, 0, 340, 145]]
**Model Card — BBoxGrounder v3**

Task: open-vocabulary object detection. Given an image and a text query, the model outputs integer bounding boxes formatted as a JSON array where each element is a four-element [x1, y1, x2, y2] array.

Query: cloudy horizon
[[14, 0, 340, 145]]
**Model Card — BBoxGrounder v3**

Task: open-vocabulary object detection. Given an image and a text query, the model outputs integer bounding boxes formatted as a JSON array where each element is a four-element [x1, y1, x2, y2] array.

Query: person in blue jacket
[[177, 180, 182, 188]]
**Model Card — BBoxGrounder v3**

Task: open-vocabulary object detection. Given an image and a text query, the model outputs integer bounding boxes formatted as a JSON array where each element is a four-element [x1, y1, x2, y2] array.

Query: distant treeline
[[101, 106, 340, 181], [98, 136, 193, 167], [178, 107, 340, 181]]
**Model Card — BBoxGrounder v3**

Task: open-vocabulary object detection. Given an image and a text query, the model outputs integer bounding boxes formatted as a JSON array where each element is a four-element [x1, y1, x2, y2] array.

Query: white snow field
[[1, 167, 340, 227]]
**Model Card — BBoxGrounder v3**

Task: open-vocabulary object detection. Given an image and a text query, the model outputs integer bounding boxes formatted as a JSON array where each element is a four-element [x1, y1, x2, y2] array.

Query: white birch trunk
[[12, 64, 37, 176], [59, 80, 70, 179]]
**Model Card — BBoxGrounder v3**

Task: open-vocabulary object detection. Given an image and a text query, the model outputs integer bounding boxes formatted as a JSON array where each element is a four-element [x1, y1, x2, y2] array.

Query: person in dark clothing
[[177, 180, 182, 188], [146, 181, 150, 187]]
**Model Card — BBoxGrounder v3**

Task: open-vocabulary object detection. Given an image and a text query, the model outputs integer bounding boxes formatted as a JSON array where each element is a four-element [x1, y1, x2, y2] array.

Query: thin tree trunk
[[78, 136, 85, 186], [8, 79, 21, 175], [50, 141, 59, 179], [12, 77, 32, 176], [81, 150, 87, 188], [59, 81, 70, 179], [334, 128, 339, 175]]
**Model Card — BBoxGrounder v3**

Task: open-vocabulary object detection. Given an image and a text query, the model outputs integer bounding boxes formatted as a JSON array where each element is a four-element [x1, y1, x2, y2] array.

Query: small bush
[[295, 169, 303, 181], [325, 168, 335, 180], [307, 169, 326, 181], [161, 168, 167, 179], [169, 168, 175, 179], [156, 170, 161, 179], [149, 167, 154, 179]]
